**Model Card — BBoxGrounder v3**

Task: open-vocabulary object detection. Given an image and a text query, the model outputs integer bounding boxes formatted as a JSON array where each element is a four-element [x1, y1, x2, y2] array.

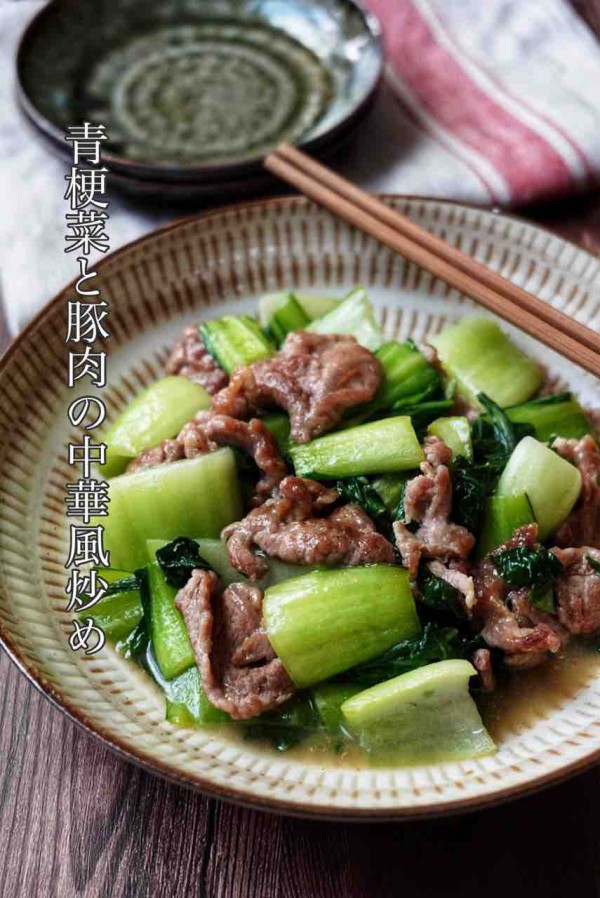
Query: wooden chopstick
[[264, 146, 600, 379], [272, 144, 600, 356]]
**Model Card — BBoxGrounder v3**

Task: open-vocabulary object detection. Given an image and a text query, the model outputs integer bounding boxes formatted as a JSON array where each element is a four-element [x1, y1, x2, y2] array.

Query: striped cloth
[[349, 0, 600, 205]]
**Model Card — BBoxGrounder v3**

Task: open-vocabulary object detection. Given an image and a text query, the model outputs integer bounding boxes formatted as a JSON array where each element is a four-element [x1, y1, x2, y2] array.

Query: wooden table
[[3, 5, 600, 896]]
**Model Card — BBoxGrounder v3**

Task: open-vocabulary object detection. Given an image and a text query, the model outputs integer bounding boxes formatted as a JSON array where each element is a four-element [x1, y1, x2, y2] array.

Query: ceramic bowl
[[16, 0, 382, 194], [1, 196, 599, 818]]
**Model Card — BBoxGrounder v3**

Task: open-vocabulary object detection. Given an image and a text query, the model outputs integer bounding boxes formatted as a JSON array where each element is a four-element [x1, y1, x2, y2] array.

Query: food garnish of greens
[[155, 536, 212, 588], [336, 623, 482, 686], [85, 287, 599, 766]]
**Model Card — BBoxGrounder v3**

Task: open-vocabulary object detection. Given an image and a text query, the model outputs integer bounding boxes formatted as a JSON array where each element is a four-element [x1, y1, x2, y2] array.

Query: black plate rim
[[15, 0, 384, 182]]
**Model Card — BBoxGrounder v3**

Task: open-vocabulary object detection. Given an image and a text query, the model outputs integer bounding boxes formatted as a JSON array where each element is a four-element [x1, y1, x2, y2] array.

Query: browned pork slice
[[473, 525, 564, 669], [551, 546, 600, 635], [176, 569, 294, 719], [165, 324, 229, 394], [127, 412, 286, 505], [509, 589, 570, 660], [223, 475, 395, 580], [472, 648, 495, 692], [427, 560, 476, 613], [211, 331, 382, 443], [127, 438, 186, 470], [393, 436, 475, 578], [179, 413, 287, 504], [553, 435, 600, 549]]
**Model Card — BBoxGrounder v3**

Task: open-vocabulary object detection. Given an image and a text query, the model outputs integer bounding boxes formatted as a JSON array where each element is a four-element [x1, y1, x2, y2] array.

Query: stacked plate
[[16, 0, 383, 200]]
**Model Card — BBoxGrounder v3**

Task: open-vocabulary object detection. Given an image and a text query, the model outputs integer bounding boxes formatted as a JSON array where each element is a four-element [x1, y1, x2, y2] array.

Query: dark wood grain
[[4, 4, 600, 896], [3, 643, 600, 898]]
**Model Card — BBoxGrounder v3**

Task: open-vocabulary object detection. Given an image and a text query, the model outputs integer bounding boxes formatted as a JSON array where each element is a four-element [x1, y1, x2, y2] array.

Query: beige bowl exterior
[[1, 196, 599, 818]]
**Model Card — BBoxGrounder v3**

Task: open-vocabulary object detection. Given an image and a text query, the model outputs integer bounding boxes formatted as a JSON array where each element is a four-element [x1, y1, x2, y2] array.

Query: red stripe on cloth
[[472, 67, 594, 184], [423, 4, 594, 184], [384, 74, 499, 203], [366, 0, 577, 202]]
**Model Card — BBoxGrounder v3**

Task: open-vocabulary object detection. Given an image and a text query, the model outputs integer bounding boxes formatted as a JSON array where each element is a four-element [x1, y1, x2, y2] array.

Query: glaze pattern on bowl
[[1, 197, 599, 817], [83, 21, 329, 164], [17, 0, 381, 173]]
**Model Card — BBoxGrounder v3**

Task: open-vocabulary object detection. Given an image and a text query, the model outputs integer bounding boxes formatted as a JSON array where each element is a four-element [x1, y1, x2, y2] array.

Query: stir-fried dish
[[91, 288, 600, 765]]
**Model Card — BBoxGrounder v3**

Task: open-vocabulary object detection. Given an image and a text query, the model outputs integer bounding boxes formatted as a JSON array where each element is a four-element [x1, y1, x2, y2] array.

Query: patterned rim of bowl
[[1, 195, 599, 820], [15, 0, 383, 181]]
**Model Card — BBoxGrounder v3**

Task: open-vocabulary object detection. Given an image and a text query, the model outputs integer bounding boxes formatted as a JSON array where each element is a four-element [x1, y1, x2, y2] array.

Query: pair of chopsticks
[[264, 145, 600, 379]]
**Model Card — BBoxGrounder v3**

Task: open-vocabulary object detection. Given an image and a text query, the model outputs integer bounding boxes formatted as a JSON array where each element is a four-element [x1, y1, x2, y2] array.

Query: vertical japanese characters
[[63, 124, 111, 656]]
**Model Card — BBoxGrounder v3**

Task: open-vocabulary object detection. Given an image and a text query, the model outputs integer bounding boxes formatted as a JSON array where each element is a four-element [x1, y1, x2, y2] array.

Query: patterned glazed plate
[[17, 0, 382, 181], [1, 196, 600, 819]]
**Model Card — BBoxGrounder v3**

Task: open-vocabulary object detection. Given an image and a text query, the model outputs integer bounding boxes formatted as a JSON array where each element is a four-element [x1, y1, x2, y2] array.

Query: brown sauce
[[219, 642, 600, 768], [478, 640, 600, 742]]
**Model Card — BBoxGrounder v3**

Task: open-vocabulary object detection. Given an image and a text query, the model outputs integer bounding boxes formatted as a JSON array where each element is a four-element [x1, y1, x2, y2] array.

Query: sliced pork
[[473, 525, 563, 668], [551, 546, 600, 635], [211, 331, 382, 443], [128, 438, 186, 470], [223, 475, 395, 579], [165, 324, 229, 394], [472, 648, 495, 692], [553, 435, 600, 549], [509, 589, 570, 654], [176, 569, 294, 719], [427, 559, 476, 614], [127, 412, 286, 505], [393, 436, 475, 578]]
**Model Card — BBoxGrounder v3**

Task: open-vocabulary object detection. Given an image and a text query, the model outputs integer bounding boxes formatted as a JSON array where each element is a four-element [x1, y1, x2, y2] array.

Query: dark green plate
[[17, 0, 382, 183]]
